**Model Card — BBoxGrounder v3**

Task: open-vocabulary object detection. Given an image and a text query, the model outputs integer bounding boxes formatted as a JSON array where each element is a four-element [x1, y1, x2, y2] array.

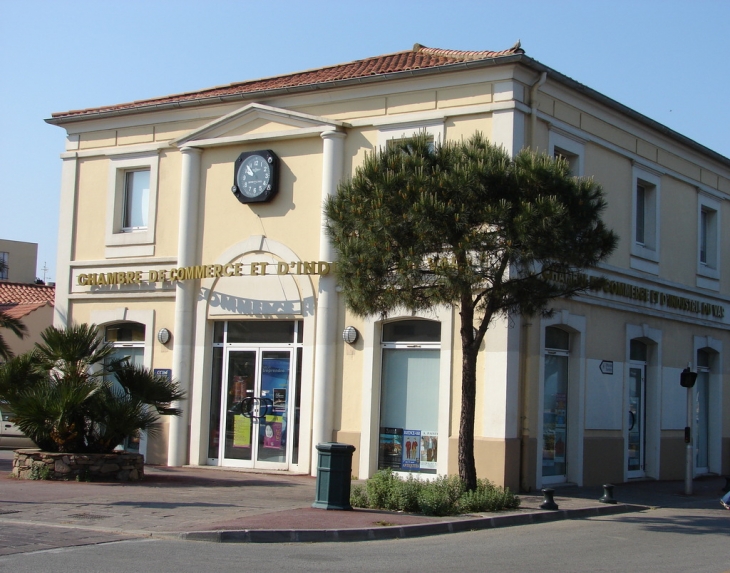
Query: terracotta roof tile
[[0, 302, 50, 320], [0, 282, 55, 305], [50, 43, 524, 120]]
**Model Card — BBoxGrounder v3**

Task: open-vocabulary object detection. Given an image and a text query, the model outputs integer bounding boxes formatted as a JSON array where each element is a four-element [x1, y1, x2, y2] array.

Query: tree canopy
[[325, 132, 617, 489]]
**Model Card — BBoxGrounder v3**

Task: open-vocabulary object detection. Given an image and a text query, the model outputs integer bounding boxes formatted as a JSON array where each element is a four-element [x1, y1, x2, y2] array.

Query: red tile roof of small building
[[0, 302, 49, 320], [0, 282, 55, 305], [50, 43, 524, 120]]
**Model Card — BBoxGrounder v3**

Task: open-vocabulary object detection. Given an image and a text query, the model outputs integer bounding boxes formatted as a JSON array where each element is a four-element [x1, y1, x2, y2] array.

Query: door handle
[[628, 411, 635, 431]]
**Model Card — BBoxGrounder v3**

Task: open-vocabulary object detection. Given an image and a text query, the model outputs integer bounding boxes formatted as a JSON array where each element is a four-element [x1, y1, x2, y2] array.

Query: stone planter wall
[[13, 449, 144, 482]]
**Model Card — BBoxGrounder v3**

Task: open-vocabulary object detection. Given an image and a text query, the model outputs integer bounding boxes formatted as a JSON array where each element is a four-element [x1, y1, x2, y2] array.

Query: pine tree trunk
[[458, 343, 478, 491], [458, 297, 479, 491]]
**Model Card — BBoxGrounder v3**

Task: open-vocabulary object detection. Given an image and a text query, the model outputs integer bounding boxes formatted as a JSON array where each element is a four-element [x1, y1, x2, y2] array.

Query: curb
[[179, 503, 649, 543]]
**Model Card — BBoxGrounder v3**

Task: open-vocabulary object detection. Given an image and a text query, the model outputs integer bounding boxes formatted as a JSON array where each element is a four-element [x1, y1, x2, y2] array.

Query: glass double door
[[220, 348, 293, 469]]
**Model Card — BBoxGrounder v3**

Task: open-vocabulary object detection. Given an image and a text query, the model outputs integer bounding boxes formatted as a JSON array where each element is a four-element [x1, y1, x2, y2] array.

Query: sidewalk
[[0, 460, 727, 544]]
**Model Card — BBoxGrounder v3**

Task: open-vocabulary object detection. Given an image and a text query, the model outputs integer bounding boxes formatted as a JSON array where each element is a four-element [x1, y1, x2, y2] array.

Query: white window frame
[[105, 154, 160, 257], [549, 131, 584, 176], [377, 121, 445, 150], [630, 165, 661, 273], [697, 193, 720, 283]]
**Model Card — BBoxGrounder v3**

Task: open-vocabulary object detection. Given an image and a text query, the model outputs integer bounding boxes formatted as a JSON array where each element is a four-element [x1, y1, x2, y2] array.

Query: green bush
[[350, 484, 369, 508], [350, 470, 521, 516]]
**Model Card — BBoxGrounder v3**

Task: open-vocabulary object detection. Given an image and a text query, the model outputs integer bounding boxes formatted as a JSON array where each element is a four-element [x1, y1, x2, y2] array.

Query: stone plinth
[[12, 450, 144, 481]]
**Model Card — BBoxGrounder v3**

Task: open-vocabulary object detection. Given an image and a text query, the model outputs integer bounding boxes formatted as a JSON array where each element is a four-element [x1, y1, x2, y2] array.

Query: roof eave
[[44, 54, 524, 126]]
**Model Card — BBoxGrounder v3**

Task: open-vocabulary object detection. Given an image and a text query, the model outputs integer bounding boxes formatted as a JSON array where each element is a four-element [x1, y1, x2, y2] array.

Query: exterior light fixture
[[157, 328, 171, 344], [342, 326, 358, 344]]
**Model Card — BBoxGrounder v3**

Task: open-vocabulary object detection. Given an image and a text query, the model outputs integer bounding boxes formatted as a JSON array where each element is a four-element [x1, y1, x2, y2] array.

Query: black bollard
[[540, 488, 559, 510], [599, 483, 617, 504]]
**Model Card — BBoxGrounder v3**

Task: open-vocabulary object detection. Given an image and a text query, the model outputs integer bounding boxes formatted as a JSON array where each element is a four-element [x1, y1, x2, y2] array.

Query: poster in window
[[553, 428, 566, 463], [378, 427, 403, 470], [233, 415, 251, 448], [420, 431, 438, 470], [402, 429, 421, 470], [554, 393, 567, 428], [263, 415, 283, 449]]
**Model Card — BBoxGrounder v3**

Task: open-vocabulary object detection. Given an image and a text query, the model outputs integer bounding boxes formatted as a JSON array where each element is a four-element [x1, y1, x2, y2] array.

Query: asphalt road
[[0, 506, 727, 573]]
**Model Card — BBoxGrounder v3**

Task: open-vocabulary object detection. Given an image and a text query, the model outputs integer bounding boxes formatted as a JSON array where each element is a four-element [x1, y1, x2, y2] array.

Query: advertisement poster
[[554, 393, 567, 428], [420, 431, 438, 470], [378, 427, 403, 470], [553, 429, 566, 463], [402, 429, 421, 470], [263, 417, 283, 449], [233, 415, 251, 448]]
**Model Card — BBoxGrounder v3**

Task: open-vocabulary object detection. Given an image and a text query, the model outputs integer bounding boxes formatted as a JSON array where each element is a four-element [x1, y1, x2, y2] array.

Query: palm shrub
[[0, 323, 184, 453]]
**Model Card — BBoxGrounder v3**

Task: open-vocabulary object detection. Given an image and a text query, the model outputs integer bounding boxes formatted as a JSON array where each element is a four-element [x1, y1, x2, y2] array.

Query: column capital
[[321, 129, 347, 141], [180, 146, 202, 155]]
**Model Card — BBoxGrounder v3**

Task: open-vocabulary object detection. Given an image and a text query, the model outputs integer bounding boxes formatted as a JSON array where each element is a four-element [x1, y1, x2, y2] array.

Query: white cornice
[[170, 102, 348, 147]]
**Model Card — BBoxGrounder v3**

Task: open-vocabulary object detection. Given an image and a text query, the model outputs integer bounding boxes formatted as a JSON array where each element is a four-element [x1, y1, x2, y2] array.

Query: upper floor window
[[122, 170, 150, 231], [549, 131, 584, 176], [377, 122, 444, 152], [105, 154, 159, 257], [0, 252, 7, 280], [630, 166, 661, 272], [697, 193, 720, 284]]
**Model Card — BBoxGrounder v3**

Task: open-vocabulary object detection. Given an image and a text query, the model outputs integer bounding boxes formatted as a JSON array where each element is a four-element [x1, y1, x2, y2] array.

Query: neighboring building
[[0, 239, 38, 284], [46, 44, 729, 490], [0, 282, 55, 357]]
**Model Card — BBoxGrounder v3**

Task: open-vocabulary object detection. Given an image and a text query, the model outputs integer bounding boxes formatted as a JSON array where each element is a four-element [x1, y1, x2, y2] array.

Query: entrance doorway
[[627, 339, 647, 478], [208, 321, 302, 470], [694, 349, 711, 474]]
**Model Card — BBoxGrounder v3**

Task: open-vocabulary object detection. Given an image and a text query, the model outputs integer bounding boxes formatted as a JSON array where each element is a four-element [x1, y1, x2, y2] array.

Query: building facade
[[47, 44, 730, 490], [0, 239, 38, 284]]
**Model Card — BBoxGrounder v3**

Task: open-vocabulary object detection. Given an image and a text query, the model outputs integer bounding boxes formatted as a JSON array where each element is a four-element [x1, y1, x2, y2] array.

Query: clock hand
[[246, 165, 254, 176]]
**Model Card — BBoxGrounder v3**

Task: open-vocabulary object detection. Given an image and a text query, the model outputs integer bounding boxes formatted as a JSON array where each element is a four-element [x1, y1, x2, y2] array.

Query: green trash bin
[[312, 442, 356, 510]]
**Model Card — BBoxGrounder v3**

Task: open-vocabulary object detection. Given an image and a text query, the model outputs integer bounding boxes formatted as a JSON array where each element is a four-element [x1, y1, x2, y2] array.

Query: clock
[[232, 150, 279, 203]]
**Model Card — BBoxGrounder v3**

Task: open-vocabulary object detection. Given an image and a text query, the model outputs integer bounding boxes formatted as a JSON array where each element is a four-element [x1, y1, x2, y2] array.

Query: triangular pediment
[[171, 103, 347, 147]]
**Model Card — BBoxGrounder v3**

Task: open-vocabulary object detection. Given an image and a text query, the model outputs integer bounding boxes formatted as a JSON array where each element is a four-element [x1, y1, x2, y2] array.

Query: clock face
[[232, 150, 279, 203]]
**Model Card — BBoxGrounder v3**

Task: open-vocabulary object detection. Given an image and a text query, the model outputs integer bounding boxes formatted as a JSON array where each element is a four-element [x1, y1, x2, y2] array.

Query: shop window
[[697, 194, 720, 282], [379, 320, 441, 474], [104, 322, 146, 452], [542, 326, 570, 481], [549, 131, 584, 176], [695, 349, 711, 473], [0, 252, 7, 279], [105, 154, 159, 256], [631, 166, 661, 271]]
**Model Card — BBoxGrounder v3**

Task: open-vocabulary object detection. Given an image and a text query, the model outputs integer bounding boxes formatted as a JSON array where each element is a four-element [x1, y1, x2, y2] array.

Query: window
[[697, 194, 720, 284], [377, 122, 444, 151], [105, 154, 159, 257], [379, 320, 441, 474], [631, 166, 661, 272], [122, 170, 150, 230], [104, 322, 146, 452], [0, 252, 7, 280], [549, 131, 584, 176]]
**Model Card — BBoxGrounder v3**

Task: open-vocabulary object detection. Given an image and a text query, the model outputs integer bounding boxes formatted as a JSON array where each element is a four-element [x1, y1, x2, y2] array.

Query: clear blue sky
[[1, 0, 728, 283]]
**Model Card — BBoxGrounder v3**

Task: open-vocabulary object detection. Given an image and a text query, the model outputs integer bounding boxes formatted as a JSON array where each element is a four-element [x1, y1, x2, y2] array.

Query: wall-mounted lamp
[[157, 328, 171, 345], [342, 326, 358, 344]]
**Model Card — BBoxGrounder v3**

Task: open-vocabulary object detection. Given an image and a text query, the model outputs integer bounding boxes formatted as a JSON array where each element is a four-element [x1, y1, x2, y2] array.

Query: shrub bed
[[351, 469, 520, 516]]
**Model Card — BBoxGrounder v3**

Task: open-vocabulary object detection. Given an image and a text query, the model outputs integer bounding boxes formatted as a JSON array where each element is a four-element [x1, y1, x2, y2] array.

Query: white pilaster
[[491, 109, 526, 156], [310, 130, 346, 473], [54, 156, 78, 327], [168, 146, 202, 466]]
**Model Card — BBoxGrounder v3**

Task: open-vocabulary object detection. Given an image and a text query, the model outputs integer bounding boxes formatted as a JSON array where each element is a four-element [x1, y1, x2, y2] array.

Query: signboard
[[599, 361, 613, 375], [153, 368, 172, 381]]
